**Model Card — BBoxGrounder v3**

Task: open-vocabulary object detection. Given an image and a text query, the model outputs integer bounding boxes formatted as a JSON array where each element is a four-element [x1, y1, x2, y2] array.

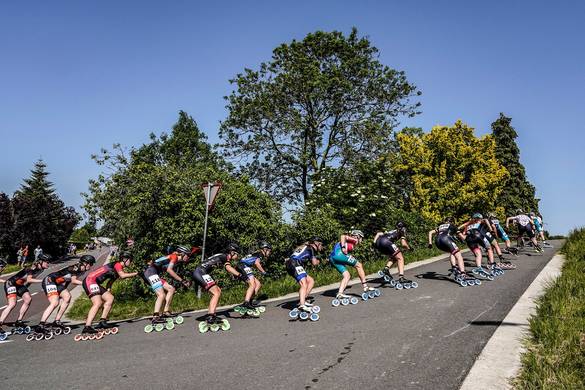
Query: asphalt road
[[0, 247, 111, 323], [0, 242, 560, 390]]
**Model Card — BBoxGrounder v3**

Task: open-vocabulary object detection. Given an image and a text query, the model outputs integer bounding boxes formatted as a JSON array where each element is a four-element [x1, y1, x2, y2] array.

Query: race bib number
[[6, 286, 16, 294], [89, 284, 100, 294], [46, 284, 58, 294], [243, 266, 253, 275], [202, 274, 213, 284], [392, 244, 399, 252], [148, 275, 161, 285], [295, 266, 306, 275]]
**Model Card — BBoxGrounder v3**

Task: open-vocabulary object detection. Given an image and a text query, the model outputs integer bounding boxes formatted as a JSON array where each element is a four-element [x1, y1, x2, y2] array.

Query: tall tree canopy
[[11, 160, 80, 256], [491, 113, 538, 215], [0, 193, 14, 257], [392, 121, 508, 222], [220, 28, 421, 205]]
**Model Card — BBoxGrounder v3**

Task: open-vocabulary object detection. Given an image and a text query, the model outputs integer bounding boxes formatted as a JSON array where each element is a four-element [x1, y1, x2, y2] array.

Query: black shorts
[[284, 259, 308, 282], [4, 281, 28, 299], [374, 236, 400, 257], [41, 277, 67, 297], [82, 278, 107, 298], [435, 235, 460, 254], [192, 266, 216, 290], [465, 230, 490, 250], [236, 263, 255, 281], [518, 224, 535, 238]]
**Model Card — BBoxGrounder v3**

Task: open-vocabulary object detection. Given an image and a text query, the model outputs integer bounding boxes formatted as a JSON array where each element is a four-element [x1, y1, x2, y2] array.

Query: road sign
[[201, 181, 222, 210]]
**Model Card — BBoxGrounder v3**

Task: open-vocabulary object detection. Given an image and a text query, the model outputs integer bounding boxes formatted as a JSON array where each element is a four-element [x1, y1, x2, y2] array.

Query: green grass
[[67, 247, 443, 320], [513, 228, 585, 389], [2, 263, 23, 275]]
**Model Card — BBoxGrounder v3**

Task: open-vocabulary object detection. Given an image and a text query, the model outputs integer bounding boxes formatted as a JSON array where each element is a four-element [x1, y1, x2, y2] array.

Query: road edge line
[[459, 252, 565, 390]]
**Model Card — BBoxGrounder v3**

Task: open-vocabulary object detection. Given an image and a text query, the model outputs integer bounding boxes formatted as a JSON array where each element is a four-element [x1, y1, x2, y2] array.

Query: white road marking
[[443, 301, 498, 338]]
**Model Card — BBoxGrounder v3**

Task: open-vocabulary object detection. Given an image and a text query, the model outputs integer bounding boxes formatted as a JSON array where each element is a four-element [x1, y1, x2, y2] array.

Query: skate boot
[[332, 292, 354, 306], [13, 320, 31, 335], [378, 267, 395, 285], [395, 276, 418, 290], [361, 285, 381, 299], [74, 325, 101, 341], [0, 324, 7, 341], [489, 263, 504, 276], [49, 320, 71, 335], [95, 319, 118, 335], [472, 267, 494, 281]]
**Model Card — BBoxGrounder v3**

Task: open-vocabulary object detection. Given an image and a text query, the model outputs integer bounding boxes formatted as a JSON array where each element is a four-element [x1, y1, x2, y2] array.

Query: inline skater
[[373, 222, 416, 287], [191, 243, 240, 326], [530, 212, 549, 246], [36, 255, 94, 334], [79, 251, 137, 337], [428, 217, 475, 284], [0, 255, 50, 332], [233, 242, 271, 311], [462, 214, 512, 270], [506, 210, 542, 252], [329, 230, 376, 300], [459, 213, 501, 278], [285, 237, 323, 314], [487, 213, 518, 255], [142, 245, 199, 325]]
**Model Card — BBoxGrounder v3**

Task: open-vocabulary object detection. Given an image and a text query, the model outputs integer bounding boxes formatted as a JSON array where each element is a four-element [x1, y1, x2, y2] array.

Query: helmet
[[38, 254, 52, 262], [529, 211, 536, 217], [472, 213, 483, 219], [444, 216, 454, 224], [227, 243, 240, 253], [175, 245, 191, 255], [516, 209, 524, 214], [350, 229, 364, 238], [396, 221, 406, 230], [258, 241, 272, 250], [80, 255, 96, 266], [309, 236, 323, 244], [119, 251, 133, 261]]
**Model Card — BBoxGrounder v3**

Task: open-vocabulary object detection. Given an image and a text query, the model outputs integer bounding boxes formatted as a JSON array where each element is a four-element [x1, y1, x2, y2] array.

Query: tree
[[491, 113, 538, 215], [0, 193, 14, 258], [392, 121, 509, 222], [11, 160, 80, 255], [220, 28, 421, 205]]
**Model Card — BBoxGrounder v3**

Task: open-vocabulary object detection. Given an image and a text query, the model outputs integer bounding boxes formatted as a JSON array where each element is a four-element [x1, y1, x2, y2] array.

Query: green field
[[514, 228, 585, 389]]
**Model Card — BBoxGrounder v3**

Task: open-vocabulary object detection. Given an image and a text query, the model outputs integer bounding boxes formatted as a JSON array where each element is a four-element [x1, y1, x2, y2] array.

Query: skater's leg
[[85, 295, 103, 326], [305, 275, 315, 297], [208, 285, 221, 315], [17, 292, 32, 321], [0, 297, 17, 324], [454, 252, 466, 273], [253, 278, 261, 296], [473, 248, 483, 267], [486, 248, 495, 264], [244, 278, 255, 302], [395, 252, 405, 275], [162, 284, 175, 313], [54, 290, 71, 322], [100, 291, 115, 320], [40, 295, 60, 323], [338, 270, 351, 295], [153, 288, 166, 314]]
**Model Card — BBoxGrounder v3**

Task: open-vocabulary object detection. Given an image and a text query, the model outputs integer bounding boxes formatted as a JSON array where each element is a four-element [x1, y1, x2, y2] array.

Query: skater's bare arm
[[254, 259, 267, 274], [428, 230, 436, 246], [166, 263, 184, 282], [340, 234, 349, 255], [400, 238, 411, 250], [224, 263, 241, 278], [458, 221, 469, 232], [26, 275, 43, 283], [71, 276, 83, 285], [311, 257, 320, 266], [116, 270, 137, 279], [373, 232, 383, 244], [505, 217, 513, 229]]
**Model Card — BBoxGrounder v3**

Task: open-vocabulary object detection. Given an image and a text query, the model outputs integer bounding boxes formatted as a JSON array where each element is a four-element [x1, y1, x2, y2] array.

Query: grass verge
[[513, 228, 585, 389], [1, 264, 23, 275], [67, 247, 443, 320]]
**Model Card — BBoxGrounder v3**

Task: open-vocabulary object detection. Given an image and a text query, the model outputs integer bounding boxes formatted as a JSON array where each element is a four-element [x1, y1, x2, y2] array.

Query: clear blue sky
[[1, 1, 583, 235]]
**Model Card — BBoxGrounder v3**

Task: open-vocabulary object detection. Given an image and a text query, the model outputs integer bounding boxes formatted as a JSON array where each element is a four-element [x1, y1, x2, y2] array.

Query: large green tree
[[0, 193, 14, 258], [11, 160, 80, 256], [220, 28, 421, 205], [491, 113, 538, 215]]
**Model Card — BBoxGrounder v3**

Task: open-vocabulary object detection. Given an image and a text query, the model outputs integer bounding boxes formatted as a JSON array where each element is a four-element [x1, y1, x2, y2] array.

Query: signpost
[[198, 181, 222, 298]]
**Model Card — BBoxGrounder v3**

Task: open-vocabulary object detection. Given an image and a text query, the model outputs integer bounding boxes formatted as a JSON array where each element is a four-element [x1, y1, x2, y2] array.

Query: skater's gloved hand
[[428, 243, 433, 249], [181, 280, 192, 288]]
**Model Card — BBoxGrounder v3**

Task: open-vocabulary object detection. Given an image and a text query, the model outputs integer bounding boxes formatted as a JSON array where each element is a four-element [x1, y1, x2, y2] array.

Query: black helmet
[[119, 251, 133, 261], [227, 243, 240, 253], [38, 254, 52, 262], [80, 254, 96, 266], [258, 241, 272, 250], [309, 236, 323, 244], [396, 221, 407, 230], [444, 216, 454, 224]]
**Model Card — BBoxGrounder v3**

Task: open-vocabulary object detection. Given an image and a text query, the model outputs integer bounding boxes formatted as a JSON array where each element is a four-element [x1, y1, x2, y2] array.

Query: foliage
[[514, 231, 585, 389], [84, 112, 288, 277], [391, 121, 509, 223], [10, 160, 80, 256], [0, 193, 14, 258], [220, 28, 421, 205]]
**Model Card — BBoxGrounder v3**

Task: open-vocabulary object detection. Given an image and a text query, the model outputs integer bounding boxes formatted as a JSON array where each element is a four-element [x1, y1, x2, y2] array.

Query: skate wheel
[[395, 283, 403, 290], [234, 306, 243, 314], [144, 324, 154, 333], [166, 322, 175, 331], [210, 324, 220, 332], [383, 275, 391, 283], [378, 270, 384, 277], [111, 327, 119, 334], [361, 292, 369, 301], [53, 328, 62, 336], [350, 297, 359, 305], [73, 334, 82, 342], [198, 322, 209, 333], [0, 333, 7, 341], [390, 279, 396, 287], [103, 329, 111, 335], [289, 309, 299, 319], [63, 327, 71, 335], [341, 298, 349, 306], [88, 334, 96, 340], [175, 316, 184, 324], [311, 306, 321, 314], [95, 332, 104, 340], [404, 284, 411, 290], [475, 279, 482, 286], [44, 333, 53, 340], [257, 306, 266, 313], [221, 320, 230, 331], [15, 328, 23, 335], [488, 275, 494, 281], [81, 334, 89, 341], [24, 326, 31, 334], [332, 299, 340, 307], [374, 289, 381, 297], [368, 291, 376, 298], [34, 333, 44, 341], [299, 312, 309, 320], [26, 334, 35, 342], [310, 313, 319, 322], [155, 323, 165, 332], [459, 280, 467, 287], [411, 282, 418, 289]]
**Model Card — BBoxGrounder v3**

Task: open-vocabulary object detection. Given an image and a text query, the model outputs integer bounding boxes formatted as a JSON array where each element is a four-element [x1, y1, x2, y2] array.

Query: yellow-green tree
[[392, 121, 508, 222]]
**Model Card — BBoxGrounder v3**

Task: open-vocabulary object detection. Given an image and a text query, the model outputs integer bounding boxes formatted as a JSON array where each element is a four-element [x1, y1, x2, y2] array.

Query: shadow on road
[[469, 320, 524, 327]]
